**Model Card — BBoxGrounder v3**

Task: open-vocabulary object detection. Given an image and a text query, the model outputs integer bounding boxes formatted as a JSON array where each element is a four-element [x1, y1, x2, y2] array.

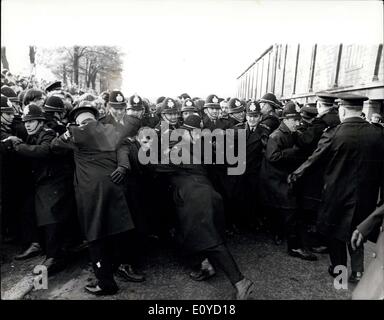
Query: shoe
[[34, 257, 67, 276], [348, 271, 363, 283], [189, 267, 216, 281], [288, 248, 318, 261], [15, 243, 42, 260], [235, 278, 255, 300], [84, 283, 118, 296], [274, 235, 283, 246], [116, 264, 145, 282], [310, 246, 329, 254]]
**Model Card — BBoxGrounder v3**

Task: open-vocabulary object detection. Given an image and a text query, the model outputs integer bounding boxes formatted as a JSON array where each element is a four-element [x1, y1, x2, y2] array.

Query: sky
[[1, 0, 383, 100]]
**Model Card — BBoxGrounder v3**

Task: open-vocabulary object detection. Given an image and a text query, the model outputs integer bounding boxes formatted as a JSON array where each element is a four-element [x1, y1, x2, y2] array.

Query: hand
[[63, 130, 71, 141], [351, 229, 364, 251], [110, 166, 127, 184], [287, 173, 298, 185], [2, 136, 22, 145]]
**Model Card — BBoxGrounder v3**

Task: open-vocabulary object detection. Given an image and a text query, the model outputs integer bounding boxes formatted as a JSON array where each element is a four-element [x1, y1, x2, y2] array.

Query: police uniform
[[13, 104, 75, 272], [146, 114, 253, 297], [202, 94, 229, 130], [292, 94, 384, 276], [230, 101, 265, 228], [295, 93, 340, 250]]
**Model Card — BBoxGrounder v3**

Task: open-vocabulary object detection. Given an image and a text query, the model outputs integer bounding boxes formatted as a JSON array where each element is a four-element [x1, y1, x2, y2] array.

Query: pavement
[[1, 231, 374, 300]]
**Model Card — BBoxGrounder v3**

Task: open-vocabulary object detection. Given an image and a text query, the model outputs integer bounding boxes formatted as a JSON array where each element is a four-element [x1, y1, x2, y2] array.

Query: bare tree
[[1, 47, 10, 70]]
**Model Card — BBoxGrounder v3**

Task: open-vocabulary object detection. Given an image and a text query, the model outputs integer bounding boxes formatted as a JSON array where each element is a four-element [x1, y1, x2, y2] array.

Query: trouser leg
[[44, 222, 65, 259], [20, 194, 39, 246], [204, 243, 243, 286], [110, 231, 139, 269], [270, 207, 285, 238], [327, 238, 347, 269], [348, 242, 364, 273], [282, 209, 302, 250], [88, 238, 117, 291]]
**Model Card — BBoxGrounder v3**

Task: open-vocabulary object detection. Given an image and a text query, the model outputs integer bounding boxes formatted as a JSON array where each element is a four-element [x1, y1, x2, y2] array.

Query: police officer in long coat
[[231, 101, 265, 229], [295, 93, 340, 252], [51, 101, 140, 295], [290, 94, 384, 282], [13, 104, 75, 273], [139, 114, 255, 299]]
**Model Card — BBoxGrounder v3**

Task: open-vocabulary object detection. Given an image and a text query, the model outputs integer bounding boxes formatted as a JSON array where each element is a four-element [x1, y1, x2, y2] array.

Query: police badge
[[116, 94, 124, 102]]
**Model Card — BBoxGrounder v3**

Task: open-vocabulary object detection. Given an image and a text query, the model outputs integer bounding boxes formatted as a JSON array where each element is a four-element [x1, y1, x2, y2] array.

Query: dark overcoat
[[15, 126, 74, 226], [259, 122, 303, 209], [51, 120, 134, 242], [293, 118, 384, 241]]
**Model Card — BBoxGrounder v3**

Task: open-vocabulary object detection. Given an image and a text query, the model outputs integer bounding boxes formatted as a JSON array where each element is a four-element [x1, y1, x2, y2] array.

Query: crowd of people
[[1, 67, 384, 299]]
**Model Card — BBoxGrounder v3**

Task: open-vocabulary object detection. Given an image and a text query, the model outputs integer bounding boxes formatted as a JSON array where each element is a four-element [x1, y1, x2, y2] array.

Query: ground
[[1, 231, 374, 300]]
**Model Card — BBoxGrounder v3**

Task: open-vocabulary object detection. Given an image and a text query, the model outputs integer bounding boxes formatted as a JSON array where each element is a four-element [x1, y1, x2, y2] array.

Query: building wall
[[237, 44, 384, 118]]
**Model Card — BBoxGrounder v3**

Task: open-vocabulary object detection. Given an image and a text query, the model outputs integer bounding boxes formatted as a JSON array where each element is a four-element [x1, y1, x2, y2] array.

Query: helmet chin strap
[[27, 121, 42, 135]]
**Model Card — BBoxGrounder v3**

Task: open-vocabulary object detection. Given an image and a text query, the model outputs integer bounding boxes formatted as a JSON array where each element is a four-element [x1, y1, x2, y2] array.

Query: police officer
[[180, 98, 198, 122], [231, 101, 265, 229], [202, 94, 228, 130], [289, 94, 384, 281], [226, 98, 246, 128], [141, 97, 160, 128], [155, 97, 180, 133], [259, 101, 317, 260], [13, 104, 75, 273], [43, 95, 67, 135], [294, 93, 340, 253], [45, 80, 62, 96], [141, 114, 255, 299]]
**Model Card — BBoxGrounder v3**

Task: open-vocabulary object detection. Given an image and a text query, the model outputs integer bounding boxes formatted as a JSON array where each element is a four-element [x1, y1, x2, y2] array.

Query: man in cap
[[11, 104, 76, 273], [258, 92, 282, 139], [45, 80, 62, 96], [259, 101, 317, 260], [51, 101, 141, 295], [289, 94, 384, 282]]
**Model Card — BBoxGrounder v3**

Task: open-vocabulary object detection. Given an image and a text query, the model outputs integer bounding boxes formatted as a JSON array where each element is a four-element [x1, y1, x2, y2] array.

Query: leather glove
[[110, 166, 127, 184]]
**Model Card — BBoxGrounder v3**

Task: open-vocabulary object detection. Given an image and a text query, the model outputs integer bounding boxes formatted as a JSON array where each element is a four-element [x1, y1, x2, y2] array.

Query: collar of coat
[[341, 117, 368, 124], [278, 121, 291, 134]]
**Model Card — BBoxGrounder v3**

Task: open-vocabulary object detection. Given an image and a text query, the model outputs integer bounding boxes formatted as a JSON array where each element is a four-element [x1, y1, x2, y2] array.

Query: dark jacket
[[295, 110, 341, 211], [15, 126, 74, 226], [293, 118, 384, 241], [259, 122, 303, 209], [51, 120, 134, 242]]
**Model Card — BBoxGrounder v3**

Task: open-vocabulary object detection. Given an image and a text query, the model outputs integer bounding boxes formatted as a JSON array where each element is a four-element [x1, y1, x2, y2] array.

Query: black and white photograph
[[1, 0, 383, 308]]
